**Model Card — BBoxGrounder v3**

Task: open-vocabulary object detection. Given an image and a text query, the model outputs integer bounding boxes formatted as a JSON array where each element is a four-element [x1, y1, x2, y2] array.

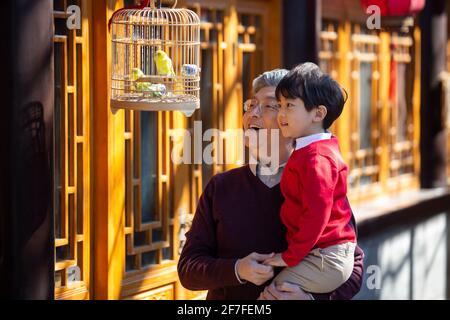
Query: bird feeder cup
[[110, 0, 201, 116]]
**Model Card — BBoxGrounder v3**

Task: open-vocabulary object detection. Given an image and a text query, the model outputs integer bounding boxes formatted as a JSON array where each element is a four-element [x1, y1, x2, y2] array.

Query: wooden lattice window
[[124, 110, 175, 272], [120, 3, 177, 291], [188, 4, 227, 188], [320, 21, 420, 202], [319, 20, 340, 135], [237, 10, 264, 102], [319, 20, 339, 80], [386, 33, 418, 191], [53, 0, 91, 299], [187, 1, 268, 187]]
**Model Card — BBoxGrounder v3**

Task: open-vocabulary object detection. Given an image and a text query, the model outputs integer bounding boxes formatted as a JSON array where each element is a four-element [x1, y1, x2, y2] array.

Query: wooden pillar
[[92, 0, 126, 299], [223, 2, 241, 171], [282, 0, 321, 68], [379, 31, 392, 190], [336, 22, 352, 164], [420, 0, 448, 188], [0, 0, 54, 299]]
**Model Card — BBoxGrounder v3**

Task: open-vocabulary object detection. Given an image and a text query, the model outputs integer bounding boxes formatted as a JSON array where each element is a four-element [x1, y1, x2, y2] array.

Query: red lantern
[[361, 0, 426, 16]]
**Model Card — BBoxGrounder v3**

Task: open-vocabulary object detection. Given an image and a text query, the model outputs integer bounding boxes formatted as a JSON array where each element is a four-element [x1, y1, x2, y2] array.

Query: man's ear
[[313, 105, 327, 122]]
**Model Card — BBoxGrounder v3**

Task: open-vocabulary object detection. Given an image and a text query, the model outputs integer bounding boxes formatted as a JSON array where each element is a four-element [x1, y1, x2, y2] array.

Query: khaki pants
[[273, 242, 356, 294]]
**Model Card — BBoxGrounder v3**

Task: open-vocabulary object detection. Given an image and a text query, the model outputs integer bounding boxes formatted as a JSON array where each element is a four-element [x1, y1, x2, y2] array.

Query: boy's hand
[[263, 253, 287, 267], [236, 252, 275, 285]]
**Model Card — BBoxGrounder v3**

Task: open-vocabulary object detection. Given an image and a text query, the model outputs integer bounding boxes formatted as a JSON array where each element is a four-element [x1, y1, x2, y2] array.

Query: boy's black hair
[[275, 62, 348, 129]]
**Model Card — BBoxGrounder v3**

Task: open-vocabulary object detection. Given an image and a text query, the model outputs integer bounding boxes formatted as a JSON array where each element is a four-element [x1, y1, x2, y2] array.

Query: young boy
[[263, 62, 357, 294]]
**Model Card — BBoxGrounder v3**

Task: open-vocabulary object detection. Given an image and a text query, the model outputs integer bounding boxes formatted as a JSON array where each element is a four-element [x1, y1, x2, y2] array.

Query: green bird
[[131, 67, 151, 92], [154, 50, 175, 77]]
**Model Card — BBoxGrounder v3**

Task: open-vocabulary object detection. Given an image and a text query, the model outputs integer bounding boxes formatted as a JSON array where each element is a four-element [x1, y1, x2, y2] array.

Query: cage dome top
[[110, 0, 200, 26], [109, 0, 201, 117]]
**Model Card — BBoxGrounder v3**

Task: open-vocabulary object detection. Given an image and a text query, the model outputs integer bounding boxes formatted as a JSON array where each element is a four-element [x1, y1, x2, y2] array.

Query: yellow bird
[[154, 49, 175, 77]]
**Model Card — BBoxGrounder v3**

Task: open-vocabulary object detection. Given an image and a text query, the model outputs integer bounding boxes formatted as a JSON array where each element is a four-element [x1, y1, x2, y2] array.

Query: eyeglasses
[[243, 99, 280, 113]]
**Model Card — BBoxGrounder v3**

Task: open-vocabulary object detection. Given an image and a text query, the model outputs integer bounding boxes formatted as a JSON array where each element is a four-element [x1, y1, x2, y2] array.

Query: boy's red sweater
[[280, 136, 356, 267]]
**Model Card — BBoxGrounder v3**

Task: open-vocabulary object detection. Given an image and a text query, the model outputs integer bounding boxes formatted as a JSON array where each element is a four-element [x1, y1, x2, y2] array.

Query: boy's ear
[[313, 105, 327, 122]]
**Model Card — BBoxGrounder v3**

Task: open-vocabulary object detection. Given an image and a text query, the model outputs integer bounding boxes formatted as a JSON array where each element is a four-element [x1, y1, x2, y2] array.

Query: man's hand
[[236, 252, 275, 285], [258, 282, 313, 300], [262, 253, 287, 267]]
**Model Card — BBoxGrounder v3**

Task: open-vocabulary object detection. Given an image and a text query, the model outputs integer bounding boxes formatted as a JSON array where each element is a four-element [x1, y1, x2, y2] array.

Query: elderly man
[[177, 69, 364, 300]]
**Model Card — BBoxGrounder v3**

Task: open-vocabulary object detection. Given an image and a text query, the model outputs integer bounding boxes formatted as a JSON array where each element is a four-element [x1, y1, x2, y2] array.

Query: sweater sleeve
[[281, 154, 339, 266], [177, 177, 241, 291], [311, 245, 365, 300]]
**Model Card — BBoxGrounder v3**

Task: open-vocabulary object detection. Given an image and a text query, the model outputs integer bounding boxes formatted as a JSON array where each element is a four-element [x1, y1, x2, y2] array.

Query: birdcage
[[110, 0, 201, 117]]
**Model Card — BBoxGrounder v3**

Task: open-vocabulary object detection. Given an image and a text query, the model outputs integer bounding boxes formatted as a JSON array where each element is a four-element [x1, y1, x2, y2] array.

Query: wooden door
[[53, 0, 281, 300]]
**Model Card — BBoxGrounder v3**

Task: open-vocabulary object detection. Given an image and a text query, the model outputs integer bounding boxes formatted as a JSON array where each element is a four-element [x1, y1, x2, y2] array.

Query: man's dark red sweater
[[177, 165, 364, 300]]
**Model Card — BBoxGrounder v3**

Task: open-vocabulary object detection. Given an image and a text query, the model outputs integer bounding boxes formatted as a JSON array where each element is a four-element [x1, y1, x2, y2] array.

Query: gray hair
[[252, 68, 289, 94]]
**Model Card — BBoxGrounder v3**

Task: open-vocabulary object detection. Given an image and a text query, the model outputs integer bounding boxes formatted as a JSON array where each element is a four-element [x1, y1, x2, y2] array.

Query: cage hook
[[149, 0, 178, 9]]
